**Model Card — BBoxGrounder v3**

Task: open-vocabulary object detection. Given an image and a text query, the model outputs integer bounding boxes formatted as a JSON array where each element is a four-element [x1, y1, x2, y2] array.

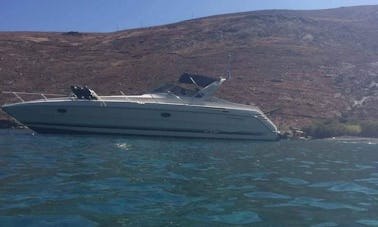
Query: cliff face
[[1, 6, 378, 129]]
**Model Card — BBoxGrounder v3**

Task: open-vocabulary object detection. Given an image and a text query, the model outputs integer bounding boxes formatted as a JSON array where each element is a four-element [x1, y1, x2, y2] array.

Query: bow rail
[[2, 91, 65, 102]]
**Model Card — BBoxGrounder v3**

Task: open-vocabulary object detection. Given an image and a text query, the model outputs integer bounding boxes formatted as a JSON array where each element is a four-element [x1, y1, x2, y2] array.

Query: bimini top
[[178, 73, 218, 87]]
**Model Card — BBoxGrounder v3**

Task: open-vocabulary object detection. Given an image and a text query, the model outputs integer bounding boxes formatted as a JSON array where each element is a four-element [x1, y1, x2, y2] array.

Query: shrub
[[303, 119, 361, 139], [359, 120, 378, 138]]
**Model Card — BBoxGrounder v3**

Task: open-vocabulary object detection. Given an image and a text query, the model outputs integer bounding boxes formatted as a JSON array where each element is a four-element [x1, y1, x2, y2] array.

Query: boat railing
[[2, 91, 65, 102]]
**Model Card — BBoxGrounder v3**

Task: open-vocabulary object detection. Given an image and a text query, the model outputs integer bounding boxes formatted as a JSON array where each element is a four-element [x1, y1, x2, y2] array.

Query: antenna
[[226, 53, 232, 80]]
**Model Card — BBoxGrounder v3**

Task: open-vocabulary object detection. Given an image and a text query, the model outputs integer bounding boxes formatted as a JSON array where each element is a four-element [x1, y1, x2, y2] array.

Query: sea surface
[[0, 129, 378, 226]]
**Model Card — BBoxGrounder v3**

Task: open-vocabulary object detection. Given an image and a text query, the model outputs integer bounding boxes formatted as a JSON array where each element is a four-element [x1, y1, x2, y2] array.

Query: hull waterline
[[2, 99, 280, 141]]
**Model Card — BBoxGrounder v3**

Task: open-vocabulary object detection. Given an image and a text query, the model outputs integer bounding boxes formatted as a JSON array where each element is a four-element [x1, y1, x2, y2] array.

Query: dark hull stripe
[[29, 126, 279, 141], [25, 122, 267, 136]]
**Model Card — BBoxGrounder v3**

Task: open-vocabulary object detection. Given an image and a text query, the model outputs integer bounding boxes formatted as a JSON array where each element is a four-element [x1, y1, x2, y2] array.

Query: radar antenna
[[226, 53, 232, 80], [220, 53, 232, 81]]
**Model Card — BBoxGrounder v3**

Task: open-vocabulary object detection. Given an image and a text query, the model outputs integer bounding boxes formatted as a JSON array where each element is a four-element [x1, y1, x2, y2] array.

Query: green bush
[[303, 120, 362, 139], [359, 120, 378, 137]]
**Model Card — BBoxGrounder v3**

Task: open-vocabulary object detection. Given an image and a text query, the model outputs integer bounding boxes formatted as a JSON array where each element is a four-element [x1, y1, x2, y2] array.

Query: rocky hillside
[[1, 5, 378, 129]]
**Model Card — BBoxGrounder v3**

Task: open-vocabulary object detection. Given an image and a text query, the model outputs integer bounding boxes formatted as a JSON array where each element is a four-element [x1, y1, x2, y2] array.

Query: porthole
[[57, 108, 67, 113], [161, 112, 171, 118]]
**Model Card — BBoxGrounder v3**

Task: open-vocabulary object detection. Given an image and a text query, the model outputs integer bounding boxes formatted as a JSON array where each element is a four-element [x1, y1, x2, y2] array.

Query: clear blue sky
[[1, 0, 377, 32]]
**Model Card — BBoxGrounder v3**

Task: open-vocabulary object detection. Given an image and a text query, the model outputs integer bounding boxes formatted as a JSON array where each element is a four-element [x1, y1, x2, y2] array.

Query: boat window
[[152, 84, 196, 97], [152, 84, 176, 93]]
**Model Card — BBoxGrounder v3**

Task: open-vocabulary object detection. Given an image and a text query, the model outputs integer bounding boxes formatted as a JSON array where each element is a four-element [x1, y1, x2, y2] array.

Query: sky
[[1, 0, 378, 32]]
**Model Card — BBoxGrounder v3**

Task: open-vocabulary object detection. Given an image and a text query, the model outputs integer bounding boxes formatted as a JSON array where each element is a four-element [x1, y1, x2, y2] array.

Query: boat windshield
[[152, 83, 197, 97]]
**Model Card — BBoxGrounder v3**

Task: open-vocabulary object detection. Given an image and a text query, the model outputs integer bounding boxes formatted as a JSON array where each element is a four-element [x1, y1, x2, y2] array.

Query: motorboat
[[1, 73, 280, 140]]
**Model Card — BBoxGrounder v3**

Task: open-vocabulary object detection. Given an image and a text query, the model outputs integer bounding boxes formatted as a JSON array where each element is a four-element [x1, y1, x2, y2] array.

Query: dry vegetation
[[1, 6, 378, 130]]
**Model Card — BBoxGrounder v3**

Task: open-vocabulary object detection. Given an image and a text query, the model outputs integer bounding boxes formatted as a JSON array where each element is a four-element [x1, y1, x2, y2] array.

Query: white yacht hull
[[2, 99, 279, 140]]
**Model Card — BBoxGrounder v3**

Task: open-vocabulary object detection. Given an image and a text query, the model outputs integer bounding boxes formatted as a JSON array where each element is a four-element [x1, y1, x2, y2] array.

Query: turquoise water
[[0, 129, 378, 226]]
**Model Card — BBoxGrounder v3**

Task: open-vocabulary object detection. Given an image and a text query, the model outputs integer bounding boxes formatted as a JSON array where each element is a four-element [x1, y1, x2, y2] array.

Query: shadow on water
[[0, 129, 378, 226]]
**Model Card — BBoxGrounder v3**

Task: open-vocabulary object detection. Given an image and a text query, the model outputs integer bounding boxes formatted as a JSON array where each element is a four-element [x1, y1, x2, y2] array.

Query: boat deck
[[97, 94, 260, 112]]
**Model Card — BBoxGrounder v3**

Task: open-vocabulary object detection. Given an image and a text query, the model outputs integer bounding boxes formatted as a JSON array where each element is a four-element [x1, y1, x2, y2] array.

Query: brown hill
[[1, 5, 378, 130]]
